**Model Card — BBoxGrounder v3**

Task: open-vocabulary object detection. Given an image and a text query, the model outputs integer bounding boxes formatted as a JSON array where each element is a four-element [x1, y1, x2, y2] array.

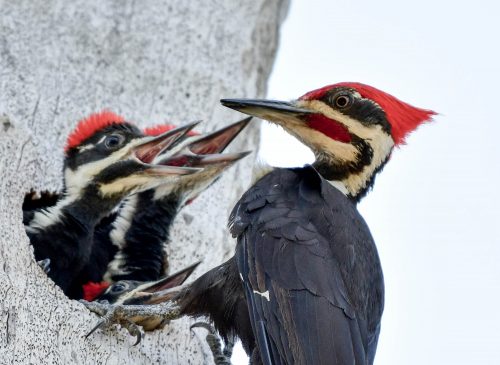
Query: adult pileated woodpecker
[[218, 83, 435, 364], [83, 83, 434, 365], [70, 119, 251, 300], [25, 111, 199, 294]]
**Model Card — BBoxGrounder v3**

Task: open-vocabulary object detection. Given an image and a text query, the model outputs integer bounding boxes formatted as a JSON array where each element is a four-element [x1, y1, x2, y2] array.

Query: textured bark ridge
[[0, 1, 288, 363]]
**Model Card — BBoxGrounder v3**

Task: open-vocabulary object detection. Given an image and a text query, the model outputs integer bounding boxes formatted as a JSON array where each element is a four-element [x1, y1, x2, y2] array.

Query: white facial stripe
[[103, 251, 130, 282], [27, 196, 76, 231], [64, 146, 133, 197], [98, 175, 161, 197], [341, 126, 393, 195], [297, 100, 395, 196], [109, 195, 138, 248], [266, 115, 360, 164], [78, 143, 95, 152], [152, 163, 232, 201]]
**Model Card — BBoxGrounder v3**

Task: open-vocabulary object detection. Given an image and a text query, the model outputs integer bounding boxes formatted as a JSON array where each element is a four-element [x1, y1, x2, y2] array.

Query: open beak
[[155, 118, 252, 169], [131, 121, 202, 176], [220, 99, 314, 123], [124, 261, 201, 305], [133, 121, 200, 163], [189, 117, 251, 154]]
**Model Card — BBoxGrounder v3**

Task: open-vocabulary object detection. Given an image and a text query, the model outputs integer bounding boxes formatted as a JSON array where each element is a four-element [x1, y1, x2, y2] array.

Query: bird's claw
[[121, 319, 144, 346], [81, 300, 144, 342], [80, 299, 181, 344], [191, 322, 234, 365], [37, 258, 51, 274]]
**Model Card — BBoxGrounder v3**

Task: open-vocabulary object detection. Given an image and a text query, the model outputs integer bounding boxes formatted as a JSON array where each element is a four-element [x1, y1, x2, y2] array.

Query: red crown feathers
[[143, 124, 199, 136], [82, 281, 110, 301], [65, 111, 125, 153], [300, 82, 436, 145]]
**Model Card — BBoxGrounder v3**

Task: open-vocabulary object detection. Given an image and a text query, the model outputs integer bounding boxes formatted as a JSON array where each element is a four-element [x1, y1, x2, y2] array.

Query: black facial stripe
[[94, 160, 147, 185], [319, 88, 391, 135], [64, 123, 142, 171], [313, 138, 373, 182]]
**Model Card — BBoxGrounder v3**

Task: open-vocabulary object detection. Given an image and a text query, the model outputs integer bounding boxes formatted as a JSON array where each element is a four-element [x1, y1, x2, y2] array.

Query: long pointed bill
[[189, 117, 252, 155], [133, 121, 201, 164], [195, 151, 251, 166], [140, 261, 200, 294], [220, 99, 314, 123], [156, 150, 251, 168], [126, 261, 201, 305], [141, 164, 202, 176]]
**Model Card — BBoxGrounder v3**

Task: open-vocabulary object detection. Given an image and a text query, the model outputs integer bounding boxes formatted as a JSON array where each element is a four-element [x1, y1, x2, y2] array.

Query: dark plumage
[[230, 166, 383, 364], [71, 118, 251, 300], [67, 191, 180, 299], [82, 83, 434, 365], [25, 112, 199, 294], [176, 257, 255, 355]]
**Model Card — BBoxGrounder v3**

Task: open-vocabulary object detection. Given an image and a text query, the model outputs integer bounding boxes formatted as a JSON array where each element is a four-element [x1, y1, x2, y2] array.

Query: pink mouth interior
[[136, 148, 161, 164]]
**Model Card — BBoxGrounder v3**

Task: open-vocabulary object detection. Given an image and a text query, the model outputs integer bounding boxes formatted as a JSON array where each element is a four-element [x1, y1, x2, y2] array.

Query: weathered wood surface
[[0, 1, 288, 363]]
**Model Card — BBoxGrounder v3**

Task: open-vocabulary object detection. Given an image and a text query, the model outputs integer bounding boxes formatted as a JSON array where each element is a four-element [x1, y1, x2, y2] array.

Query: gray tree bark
[[0, 1, 288, 363]]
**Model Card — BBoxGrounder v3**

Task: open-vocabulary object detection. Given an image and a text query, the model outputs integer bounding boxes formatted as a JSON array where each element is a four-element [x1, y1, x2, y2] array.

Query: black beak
[[193, 151, 251, 166], [220, 99, 314, 122], [132, 121, 200, 164], [189, 117, 251, 155], [155, 118, 252, 169], [140, 261, 200, 294], [123, 261, 201, 305], [131, 121, 202, 176]]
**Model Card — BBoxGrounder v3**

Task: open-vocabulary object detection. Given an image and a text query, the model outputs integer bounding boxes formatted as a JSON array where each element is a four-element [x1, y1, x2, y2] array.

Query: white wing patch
[[253, 289, 270, 301]]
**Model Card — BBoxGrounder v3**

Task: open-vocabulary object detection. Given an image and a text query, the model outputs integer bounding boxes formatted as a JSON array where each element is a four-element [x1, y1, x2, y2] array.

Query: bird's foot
[[191, 322, 234, 365], [37, 258, 51, 274], [81, 300, 181, 345]]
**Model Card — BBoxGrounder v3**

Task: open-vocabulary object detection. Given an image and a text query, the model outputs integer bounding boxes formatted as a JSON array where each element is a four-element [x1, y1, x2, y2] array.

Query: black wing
[[23, 190, 61, 225], [230, 166, 384, 365]]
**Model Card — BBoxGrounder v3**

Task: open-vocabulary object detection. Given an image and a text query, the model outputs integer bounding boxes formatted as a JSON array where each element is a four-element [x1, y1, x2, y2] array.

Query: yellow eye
[[334, 94, 352, 109]]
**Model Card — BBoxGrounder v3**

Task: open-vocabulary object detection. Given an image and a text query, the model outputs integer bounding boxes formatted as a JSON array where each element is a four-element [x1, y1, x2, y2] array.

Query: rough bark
[[0, 1, 288, 363]]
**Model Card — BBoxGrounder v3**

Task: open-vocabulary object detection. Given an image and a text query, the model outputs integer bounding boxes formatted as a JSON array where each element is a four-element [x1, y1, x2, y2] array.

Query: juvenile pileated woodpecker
[[87, 261, 201, 341], [70, 119, 251, 300], [84, 83, 434, 365], [25, 111, 199, 294]]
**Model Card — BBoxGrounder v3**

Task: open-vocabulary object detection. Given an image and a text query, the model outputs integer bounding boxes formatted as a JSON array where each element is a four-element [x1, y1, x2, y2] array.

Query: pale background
[[234, 0, 500, 364]]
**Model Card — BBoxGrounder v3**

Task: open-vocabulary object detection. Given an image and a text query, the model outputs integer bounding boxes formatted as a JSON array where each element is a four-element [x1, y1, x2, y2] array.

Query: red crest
[[82, 281, 110, 301], [65, 111, 125, 153], [300, 82, 436, 145], [143, 124, 199, 136]]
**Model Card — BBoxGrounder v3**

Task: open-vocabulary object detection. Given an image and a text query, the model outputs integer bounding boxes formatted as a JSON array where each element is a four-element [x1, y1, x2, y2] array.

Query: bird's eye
[[110, 282, 127, 293], [334, 94, 352, 109], [104, 134, 125, 149]]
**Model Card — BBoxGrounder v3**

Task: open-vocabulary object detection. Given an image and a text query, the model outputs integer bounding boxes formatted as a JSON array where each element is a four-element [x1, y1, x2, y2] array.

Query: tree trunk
[[0, 1, 288, 363]]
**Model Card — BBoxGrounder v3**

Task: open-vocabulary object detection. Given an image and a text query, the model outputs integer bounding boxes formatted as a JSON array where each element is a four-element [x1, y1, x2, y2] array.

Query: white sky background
[[233, 0, 500, 364]]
